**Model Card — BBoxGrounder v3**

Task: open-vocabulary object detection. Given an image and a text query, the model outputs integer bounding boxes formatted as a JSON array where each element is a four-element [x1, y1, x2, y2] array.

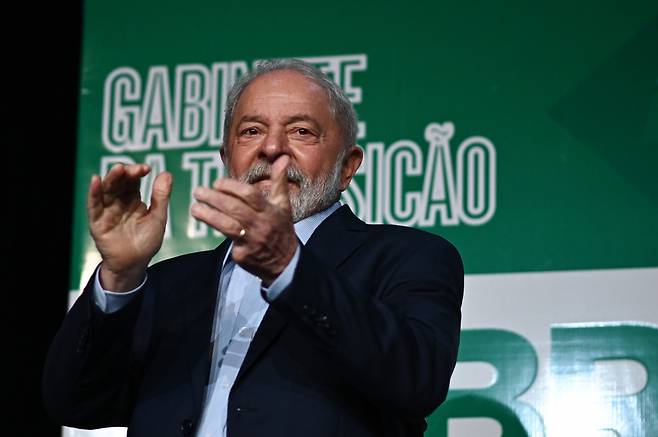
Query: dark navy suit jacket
[[43, 205, 464, 436]]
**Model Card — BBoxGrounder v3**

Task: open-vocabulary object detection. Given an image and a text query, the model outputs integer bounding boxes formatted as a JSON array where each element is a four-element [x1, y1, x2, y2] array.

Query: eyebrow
[[236, 113, 322, 129], [284, 114, 321, 127], [236, 114, 268, 125]]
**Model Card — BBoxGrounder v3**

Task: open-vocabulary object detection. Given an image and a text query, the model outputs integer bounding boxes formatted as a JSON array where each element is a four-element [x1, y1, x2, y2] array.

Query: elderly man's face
[[222, 70, 361, 220]]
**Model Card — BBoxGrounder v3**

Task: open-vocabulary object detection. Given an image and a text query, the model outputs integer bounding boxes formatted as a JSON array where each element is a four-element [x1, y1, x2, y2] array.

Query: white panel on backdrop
[[447, 267, 658, 437]]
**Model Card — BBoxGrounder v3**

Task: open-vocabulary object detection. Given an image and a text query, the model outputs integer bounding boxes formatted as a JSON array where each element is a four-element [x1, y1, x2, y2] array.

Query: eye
[[293, 127, 314, 137], [240, 127, 260, 136]]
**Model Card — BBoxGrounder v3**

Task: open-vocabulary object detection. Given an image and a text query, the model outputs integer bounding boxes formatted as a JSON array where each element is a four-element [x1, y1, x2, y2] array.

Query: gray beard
[[235, 159, 343, 222]]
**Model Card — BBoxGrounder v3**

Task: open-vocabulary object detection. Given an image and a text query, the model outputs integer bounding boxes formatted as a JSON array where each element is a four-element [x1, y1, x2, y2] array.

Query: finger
[[102, 164, 131, 203], [87, 174, 103, 222], [211, 178, 267, 212], [193, 186, 254, 222], [270, 155, 290, 208], [190, 202, 245, 239], [102, 164, 149, 199], [125, 163, 151, 178], [101, 163, 126, 196], [149, 172, 173, 223]]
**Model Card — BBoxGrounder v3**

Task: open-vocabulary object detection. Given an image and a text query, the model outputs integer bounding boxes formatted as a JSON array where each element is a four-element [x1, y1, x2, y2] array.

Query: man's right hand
[[87, 163, 172, 292]]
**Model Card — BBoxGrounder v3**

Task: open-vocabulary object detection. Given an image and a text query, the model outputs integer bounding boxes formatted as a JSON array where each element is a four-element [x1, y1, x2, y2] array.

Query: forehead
[[234, 70, 332, 117]]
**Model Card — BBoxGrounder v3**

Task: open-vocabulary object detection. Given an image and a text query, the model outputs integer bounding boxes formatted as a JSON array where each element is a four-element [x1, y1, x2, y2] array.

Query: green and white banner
[[66, 0, 658, 435]]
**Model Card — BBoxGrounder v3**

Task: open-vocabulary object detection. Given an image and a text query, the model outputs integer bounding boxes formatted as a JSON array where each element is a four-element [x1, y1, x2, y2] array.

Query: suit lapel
[[234, 205, 368, 383], [303, 205, 369, 268]]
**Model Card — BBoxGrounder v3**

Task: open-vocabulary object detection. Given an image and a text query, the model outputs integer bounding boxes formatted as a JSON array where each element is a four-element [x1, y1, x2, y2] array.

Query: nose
[[259, 129, 290, 163]]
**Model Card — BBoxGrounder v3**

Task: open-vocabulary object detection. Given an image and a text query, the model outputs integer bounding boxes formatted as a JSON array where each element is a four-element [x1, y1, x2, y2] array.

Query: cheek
[[227, 152, 256, 176], [294, 148, 337, 176], [295, 157, 329, 181]]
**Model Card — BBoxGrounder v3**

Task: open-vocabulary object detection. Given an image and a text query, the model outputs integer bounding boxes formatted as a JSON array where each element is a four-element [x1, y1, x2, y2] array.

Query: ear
[[339, 146, 364, 191], [220, 146, 227, 165]]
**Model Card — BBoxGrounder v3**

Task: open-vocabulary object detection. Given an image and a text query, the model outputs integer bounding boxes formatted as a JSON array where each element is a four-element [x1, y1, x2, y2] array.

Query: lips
[[243, 160, 305, 186], [248, 173, 301, 185], [250, 175, 270, 184]]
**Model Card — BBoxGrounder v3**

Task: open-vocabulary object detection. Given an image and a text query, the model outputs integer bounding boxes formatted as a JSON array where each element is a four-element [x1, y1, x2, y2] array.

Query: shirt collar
[[294, 201, 341, 244]]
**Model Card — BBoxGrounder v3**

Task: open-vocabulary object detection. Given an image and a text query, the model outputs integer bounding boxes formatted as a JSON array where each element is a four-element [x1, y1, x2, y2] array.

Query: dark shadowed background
[[5, 1, 82, 435]]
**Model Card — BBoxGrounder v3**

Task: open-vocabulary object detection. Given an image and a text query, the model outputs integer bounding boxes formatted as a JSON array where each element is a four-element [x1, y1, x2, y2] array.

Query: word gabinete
[[99, 56, 495, 234]]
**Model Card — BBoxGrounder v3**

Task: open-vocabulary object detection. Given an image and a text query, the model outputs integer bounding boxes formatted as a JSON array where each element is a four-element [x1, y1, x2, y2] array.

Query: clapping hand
[[191, 155, 298, 286], [87, 163, 172, 292]]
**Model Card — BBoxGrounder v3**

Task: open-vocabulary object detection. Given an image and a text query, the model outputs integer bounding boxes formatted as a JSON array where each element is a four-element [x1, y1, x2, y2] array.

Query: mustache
[[242, 160, 306, 185]]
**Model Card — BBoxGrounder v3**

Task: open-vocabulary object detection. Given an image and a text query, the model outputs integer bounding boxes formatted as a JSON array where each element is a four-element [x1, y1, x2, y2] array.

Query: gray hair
[[222, 58, 358, 155]]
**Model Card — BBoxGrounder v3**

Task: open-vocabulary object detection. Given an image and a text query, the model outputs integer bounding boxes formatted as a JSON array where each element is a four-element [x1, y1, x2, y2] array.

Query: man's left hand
[[191, 156, 298, 286]]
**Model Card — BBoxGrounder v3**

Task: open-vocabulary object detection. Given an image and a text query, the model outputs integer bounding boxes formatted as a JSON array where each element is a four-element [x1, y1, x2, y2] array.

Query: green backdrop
[[67, 1, 658, 435]]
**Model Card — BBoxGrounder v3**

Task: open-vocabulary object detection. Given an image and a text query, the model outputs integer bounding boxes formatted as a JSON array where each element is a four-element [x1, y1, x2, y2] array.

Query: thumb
[[270, 155, 291, 209], [149, 172, 173, 222]]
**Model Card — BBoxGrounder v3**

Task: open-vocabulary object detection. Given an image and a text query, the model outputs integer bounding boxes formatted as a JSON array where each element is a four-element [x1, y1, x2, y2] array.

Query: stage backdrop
[[64, 1, 658, 436]]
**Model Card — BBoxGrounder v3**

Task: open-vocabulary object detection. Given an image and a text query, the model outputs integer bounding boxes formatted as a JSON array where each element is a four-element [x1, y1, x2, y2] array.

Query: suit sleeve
[[267, 232, 464, 418], [42, 273, 149, 429]]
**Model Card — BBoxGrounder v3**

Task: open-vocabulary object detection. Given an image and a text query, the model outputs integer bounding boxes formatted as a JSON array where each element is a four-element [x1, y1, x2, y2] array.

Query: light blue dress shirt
[[93, 202, 341, 436]]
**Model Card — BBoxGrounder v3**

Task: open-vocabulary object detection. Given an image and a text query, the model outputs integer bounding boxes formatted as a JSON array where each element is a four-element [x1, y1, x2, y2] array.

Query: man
[[43, 59, 464, 437]]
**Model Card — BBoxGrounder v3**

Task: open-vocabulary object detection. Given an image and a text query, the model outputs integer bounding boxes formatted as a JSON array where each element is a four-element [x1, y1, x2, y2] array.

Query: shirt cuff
[[93, 265, 147, 313], [261, 245, 300, 301]]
